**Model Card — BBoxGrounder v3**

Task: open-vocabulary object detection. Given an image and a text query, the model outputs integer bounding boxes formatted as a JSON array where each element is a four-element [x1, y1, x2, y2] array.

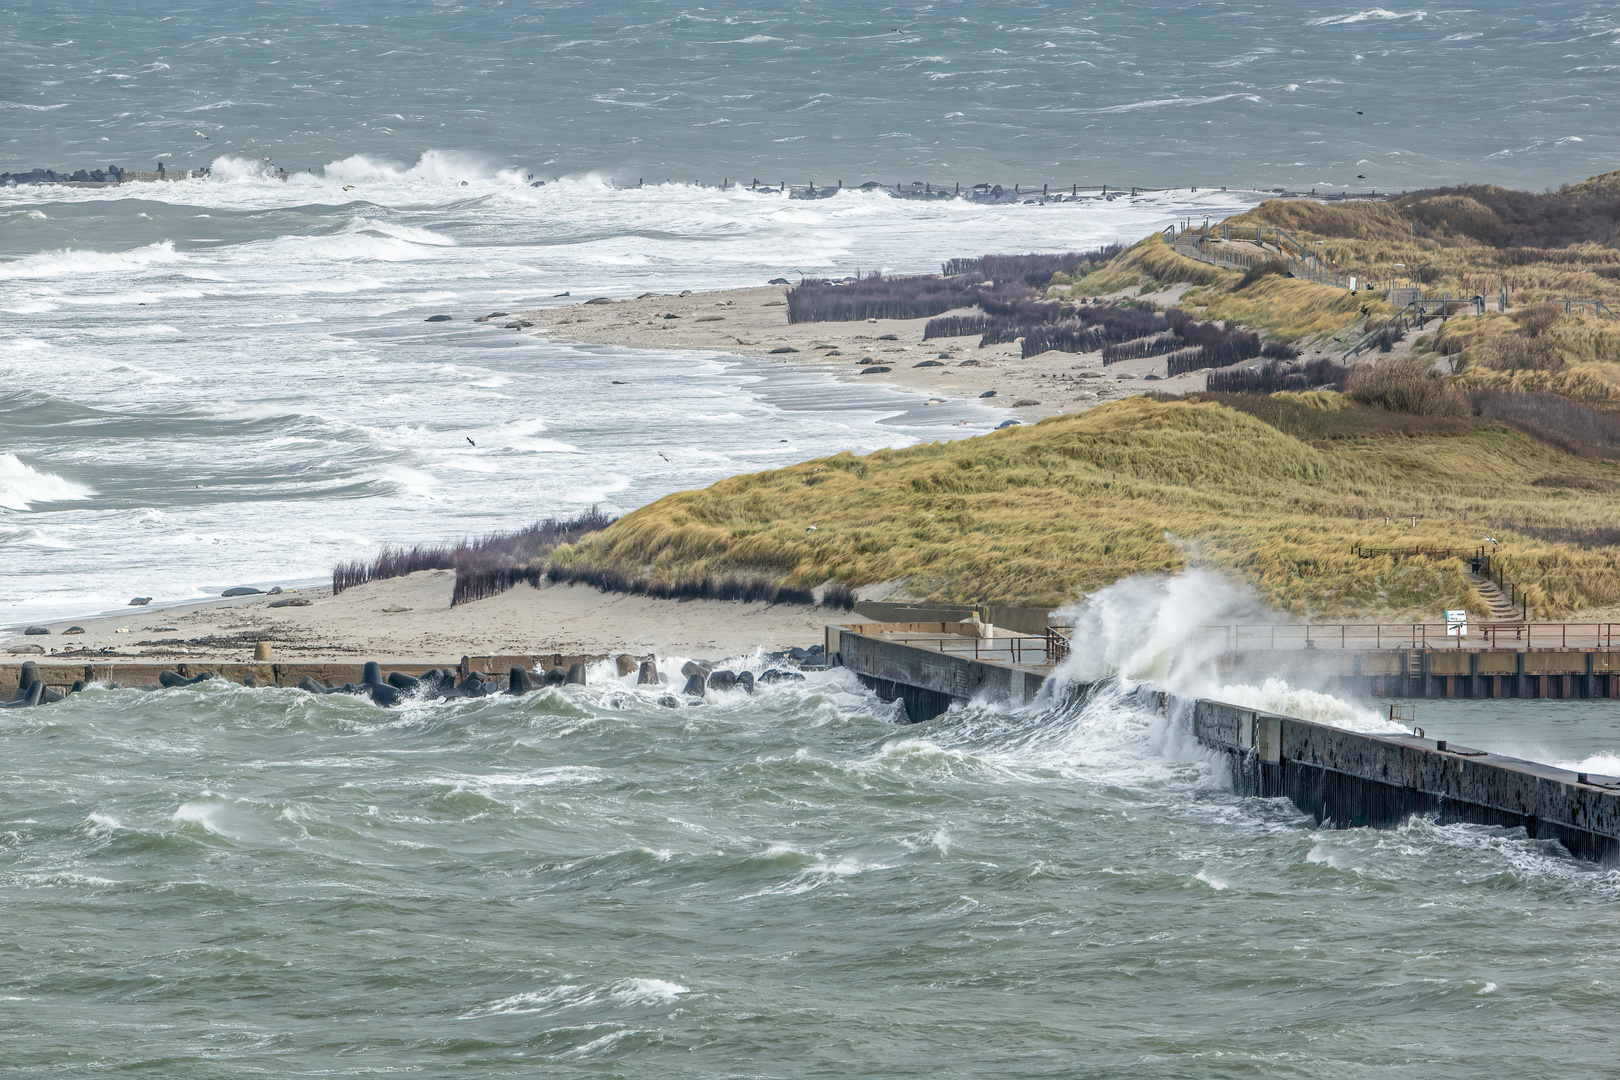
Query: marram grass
[[547, 397, 1620, 620]]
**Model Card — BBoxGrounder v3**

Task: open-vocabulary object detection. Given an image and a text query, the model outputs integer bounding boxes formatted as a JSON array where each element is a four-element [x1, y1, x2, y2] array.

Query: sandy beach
[[506, 283, 1214, 422], [2, 571, 838, 666]]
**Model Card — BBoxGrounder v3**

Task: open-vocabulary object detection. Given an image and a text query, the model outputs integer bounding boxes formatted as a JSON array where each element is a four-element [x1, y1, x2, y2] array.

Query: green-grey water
[[3, 670, 1615, 1078]]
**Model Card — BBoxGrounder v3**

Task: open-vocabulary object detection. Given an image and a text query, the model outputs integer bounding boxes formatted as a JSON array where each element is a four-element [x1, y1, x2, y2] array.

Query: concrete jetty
[[829, 620, 1620, 866], [0, 653, 602, 698]]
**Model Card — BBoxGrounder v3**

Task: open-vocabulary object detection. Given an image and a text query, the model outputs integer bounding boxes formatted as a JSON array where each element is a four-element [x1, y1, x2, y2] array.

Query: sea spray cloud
[[1050, 567, 1264, 690], [1049, 569, 1401, 733]]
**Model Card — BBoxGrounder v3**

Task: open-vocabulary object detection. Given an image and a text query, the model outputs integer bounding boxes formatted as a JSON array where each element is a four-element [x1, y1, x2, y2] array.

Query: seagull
[[806, 524, 819, 532], [1483, 536, 1498, 545], [466, 437, 475, 447], [194, 130, 211, 139], [658, 452, 669, 461], [1357, 174, 1366, 179]]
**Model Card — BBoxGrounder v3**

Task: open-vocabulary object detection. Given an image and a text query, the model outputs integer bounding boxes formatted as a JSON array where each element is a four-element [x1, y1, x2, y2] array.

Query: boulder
[[637, 660, 660, 685], [683, 672, 707, 697], [787, 647, 808, 661], [506, 665, 532, 695], [757, 669, 805, 684], [543, 666, 567, 686], [736, 670, 755, 694], [387, 671, 421, 692], [564, 661, 587, 686], [680, 660, 712, 679], [615, 653, 638, 677], [706, 669, 736, 692]]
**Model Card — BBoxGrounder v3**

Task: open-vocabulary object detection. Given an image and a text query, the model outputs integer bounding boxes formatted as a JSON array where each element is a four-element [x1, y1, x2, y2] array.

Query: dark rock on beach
[[706, 669, 736, 692]]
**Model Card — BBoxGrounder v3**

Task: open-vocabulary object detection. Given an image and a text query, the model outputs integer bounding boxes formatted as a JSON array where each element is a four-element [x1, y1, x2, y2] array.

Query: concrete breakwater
[[1176, 693, 1619, 867], [832, 624, 1620, 866]]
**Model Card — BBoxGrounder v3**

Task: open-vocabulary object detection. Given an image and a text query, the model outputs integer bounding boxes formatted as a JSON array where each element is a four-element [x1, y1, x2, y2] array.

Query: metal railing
[[1194, 623, 1617, 652], [1167, 226, 1353, 290]]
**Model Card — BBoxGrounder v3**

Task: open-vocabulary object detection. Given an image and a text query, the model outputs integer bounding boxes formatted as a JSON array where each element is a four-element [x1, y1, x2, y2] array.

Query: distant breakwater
[[1, 163, 216, 187], [2, 164, 1400, 203]]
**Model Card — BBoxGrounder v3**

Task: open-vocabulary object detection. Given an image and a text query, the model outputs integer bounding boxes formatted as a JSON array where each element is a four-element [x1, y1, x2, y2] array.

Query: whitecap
[[609, 978, 688, 1005], [0, 454, 96, 511]]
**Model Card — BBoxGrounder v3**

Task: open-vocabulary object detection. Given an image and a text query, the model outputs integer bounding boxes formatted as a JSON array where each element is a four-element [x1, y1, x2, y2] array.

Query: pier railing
[[1193, 622, 1618, 652]]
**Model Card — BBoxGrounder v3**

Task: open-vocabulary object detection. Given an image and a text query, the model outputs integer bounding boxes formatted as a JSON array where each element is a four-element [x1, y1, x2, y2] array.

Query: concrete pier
[[831, 622, 1620, 866], [1178, 694, 1619, 867], [0, 653, 603, 697]]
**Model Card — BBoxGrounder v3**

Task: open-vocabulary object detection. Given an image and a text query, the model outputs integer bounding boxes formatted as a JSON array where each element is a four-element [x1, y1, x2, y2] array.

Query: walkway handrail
[[1193, 622, 1617, 651]]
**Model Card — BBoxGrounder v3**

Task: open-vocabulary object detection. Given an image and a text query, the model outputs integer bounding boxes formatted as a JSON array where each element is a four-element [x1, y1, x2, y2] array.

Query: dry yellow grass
[[550, 396, 1620, 620], [1058, 173, 1620, 350]]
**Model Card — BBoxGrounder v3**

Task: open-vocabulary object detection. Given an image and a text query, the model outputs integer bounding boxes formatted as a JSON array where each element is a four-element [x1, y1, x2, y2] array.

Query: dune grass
[[1053, 173, 1620, 350], [546, 396, 1620, 620]]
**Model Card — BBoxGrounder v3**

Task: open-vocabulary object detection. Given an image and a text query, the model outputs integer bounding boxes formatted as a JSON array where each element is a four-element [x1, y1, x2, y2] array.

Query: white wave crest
[[609, 978, 688, 1005], [1308, 8, 1426, 26], [0, 454, 96, 511], [0, 240, 181, 281]]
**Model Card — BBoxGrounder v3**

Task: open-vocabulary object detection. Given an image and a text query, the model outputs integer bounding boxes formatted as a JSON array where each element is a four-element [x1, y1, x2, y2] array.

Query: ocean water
[[2, 664, 1616, 1079], [3, 1, 1614, 190]]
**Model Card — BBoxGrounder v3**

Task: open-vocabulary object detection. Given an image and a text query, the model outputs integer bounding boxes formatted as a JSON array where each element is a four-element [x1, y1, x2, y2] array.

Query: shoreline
[[2, 570, 837, 665], [504, 284, 1219, 424]]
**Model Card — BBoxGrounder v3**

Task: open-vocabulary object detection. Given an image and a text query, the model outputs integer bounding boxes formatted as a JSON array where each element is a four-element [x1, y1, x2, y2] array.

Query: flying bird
[[194, 130, 211, 139], [466, 437, 475, 447], [806, 523, 819, 532], [1357, 174, 1366, 179], [658, 452, 669, 461]]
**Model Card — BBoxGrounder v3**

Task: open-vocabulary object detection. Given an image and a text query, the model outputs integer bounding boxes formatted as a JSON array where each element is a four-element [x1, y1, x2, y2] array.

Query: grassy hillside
[[1053, 173, 1620, 357], [548, 396, 1620, 620]]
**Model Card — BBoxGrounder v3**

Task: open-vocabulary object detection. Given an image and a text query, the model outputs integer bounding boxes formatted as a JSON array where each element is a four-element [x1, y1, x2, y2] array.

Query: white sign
[[1445, 609, 1468, 637]]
